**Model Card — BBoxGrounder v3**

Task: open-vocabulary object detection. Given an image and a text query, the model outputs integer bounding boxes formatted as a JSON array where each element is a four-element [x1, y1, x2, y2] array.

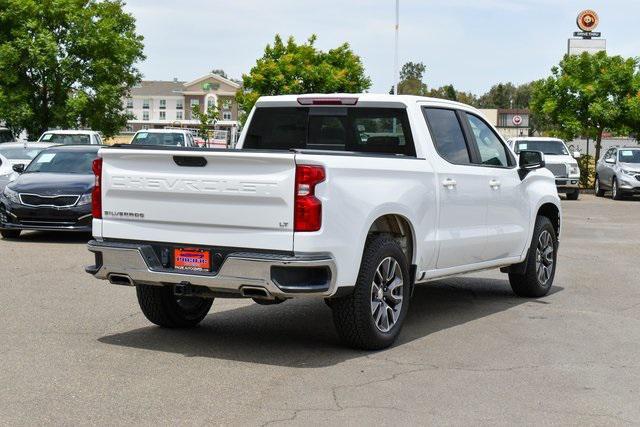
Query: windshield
[[26, 150, 97, 174], [618, 149, 640, 164], [514, 140, 568, 155], [0, 129, 13, 143], [0, 146, 43, 160], [131, 132, 185, 146], [40, 133, 91, 145]]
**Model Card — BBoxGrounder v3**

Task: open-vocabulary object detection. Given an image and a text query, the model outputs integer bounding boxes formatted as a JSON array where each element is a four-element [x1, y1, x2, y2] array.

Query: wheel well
[[367, 215, 414, 263], [537, 203, 560, 236]]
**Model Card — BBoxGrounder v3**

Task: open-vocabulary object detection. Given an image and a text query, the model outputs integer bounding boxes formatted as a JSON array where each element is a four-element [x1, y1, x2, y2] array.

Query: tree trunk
[[594, 129, 604, 165]]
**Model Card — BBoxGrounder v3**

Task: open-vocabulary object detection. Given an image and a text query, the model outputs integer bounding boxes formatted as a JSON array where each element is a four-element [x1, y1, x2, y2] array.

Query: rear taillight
[[92, 158, 102, 219], [294, 165, 325, 232]]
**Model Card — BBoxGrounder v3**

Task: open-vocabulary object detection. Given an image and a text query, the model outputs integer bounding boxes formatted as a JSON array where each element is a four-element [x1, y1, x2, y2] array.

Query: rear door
[[100, 148, 296, 251]]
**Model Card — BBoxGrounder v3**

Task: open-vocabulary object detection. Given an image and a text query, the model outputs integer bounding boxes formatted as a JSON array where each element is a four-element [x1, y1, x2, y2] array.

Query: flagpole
[[393, 0, 399, 95]]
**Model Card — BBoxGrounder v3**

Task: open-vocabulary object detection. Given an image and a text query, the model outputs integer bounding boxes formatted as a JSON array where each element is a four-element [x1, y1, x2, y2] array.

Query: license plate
[[174, 248, 211, 272]]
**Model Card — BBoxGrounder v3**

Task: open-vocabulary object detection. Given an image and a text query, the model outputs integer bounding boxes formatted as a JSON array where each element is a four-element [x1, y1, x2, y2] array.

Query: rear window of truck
[[243, 107, 416, 157]]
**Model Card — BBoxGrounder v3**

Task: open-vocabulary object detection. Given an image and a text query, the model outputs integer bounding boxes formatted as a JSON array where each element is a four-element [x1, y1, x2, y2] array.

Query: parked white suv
[[38, 130, 103, 145], [86, 94, 561, 350], [507, 137, 581, 200]]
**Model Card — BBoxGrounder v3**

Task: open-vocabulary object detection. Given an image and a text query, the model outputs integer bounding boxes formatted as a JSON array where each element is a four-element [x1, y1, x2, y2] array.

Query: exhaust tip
[[108, 274, 133, 286], [240, 286, 272, 299]]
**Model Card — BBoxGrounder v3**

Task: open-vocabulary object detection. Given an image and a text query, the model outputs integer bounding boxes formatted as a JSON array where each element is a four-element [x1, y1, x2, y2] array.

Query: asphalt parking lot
[[1, 194, 639, 425]]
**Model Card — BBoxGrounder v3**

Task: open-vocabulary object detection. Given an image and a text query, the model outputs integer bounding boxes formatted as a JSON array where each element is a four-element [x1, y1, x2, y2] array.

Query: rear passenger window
[[422, 108, 471, 164], [243, 107, 415, 156]]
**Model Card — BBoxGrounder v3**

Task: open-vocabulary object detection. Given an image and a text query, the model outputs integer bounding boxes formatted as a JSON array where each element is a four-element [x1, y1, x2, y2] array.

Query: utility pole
[[393, 0, 399, 95]]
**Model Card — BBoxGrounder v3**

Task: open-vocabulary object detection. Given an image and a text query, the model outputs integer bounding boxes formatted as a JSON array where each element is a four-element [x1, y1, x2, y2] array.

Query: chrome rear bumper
[[86, 240, 337, 298]]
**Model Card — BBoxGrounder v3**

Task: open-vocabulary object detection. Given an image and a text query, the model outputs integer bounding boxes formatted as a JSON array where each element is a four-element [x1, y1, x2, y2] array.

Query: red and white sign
[[577, 9, 599, 32], [512, 115, 523, 126]]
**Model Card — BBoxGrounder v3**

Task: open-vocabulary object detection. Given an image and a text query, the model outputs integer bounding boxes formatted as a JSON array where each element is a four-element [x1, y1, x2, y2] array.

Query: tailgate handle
[[173, 156, 207, 167]]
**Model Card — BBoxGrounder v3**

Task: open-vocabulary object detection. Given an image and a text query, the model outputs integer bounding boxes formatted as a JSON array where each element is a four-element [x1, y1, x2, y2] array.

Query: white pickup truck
[[86, 94, 561, 350]]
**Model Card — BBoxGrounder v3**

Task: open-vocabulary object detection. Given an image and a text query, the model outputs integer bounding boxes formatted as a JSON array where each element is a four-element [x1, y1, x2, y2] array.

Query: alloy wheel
[[370, 257, 404, 333], [535, 230, 554, 286]]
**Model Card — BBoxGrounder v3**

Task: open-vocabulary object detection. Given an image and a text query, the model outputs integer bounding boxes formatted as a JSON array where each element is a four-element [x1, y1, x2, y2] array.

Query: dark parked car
[[0, 145, 100, 238]]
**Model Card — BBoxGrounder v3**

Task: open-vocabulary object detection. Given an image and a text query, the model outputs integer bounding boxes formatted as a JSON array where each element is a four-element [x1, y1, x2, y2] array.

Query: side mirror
[[573, 151, 581, 159], [519, 150, 546, 170], [12, 164, 25, 174], [605, 157, 615, 164]]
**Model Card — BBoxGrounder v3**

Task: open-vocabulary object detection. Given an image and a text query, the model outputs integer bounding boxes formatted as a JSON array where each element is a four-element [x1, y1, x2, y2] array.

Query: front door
[[422, 107, 489, 269], [462, 113, 529, 260]]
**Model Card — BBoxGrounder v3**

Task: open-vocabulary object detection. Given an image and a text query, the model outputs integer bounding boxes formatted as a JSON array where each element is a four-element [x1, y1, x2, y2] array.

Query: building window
[[126, 99, 133, 109], [143, 111, 149, 121], [190, 99, 200, 109], [222, 111, 232, 120], [176, 111, 183, 120], [143, 99, 150, 109], [222, 100, 232, 110], [159, 111, 166, 120], [176, 99, 183, 110], [159, 99, 166, 109]]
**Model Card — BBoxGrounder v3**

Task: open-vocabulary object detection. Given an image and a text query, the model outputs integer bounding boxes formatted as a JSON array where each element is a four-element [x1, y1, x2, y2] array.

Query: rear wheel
[[330, 235, 411, 350], [0, 229, 20, 239], [612, 178, 624, 200], [136, 284, 213, 328], [594, 177, 605, 197], [509, 216, 557, 298], [565, 188, 579, 200]]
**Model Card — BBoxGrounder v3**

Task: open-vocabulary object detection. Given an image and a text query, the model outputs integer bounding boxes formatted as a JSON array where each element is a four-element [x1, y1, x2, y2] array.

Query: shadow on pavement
[[99, 277, 563, 368], [5, 230, 92, 244]]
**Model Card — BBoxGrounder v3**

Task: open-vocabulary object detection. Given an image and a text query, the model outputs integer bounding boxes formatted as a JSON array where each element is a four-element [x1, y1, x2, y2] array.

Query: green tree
[[477, 83, 517, 108], [191, 103, 219, 143], [236, 34, 371, 116], [392, 61, 428, 95], [0, 0, 145, 138], [426, 84, 478, 106], [210, 69, 228, 78], [530, 52, 640, 162]]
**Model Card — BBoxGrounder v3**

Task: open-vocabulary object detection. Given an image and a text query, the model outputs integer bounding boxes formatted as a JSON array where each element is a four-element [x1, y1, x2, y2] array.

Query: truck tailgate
[[98, 148, 296, 251]]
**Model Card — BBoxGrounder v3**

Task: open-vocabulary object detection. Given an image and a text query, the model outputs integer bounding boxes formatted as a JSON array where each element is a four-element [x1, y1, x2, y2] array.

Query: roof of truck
[[41, 129, 100, 135], [255, 93, 478, 110]]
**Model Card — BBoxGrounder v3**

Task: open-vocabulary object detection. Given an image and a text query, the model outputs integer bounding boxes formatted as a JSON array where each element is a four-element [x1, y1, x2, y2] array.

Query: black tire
[[566, 188, 579, 200], [612, 177, 624, 200], [330, 235, 411, 350], [136, 284, 213, 328], [594, 176, 605, 197], [509, 216, 557, 298], [1, 229, 20, 239]]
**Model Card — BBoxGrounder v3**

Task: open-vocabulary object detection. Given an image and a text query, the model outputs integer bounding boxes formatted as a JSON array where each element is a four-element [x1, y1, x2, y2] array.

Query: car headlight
[[2, 186, 20, 204], [621, 169, 637, 176], [568, 163, 580, 176], [76, 192, 92, 206]]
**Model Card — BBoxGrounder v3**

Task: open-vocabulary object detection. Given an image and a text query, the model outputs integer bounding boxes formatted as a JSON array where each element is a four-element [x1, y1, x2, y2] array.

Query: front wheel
[[330, 235, 411, 350], [1, 229, 20, 239], [565, 188, 579, 200], [612, 178, 624, 200], [509, 216, 557, 298], [136, 284, 213, 328]]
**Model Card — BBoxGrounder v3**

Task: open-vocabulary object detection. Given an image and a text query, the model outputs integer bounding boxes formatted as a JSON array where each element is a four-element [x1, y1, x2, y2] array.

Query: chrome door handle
[[489, 179, 501, 189], [442, 178, 457, 189]]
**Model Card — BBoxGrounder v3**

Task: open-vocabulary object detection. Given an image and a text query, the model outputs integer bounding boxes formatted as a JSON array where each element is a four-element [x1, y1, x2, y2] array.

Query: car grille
[[19, 194, 79, 207], [545, 164, 567, 178]]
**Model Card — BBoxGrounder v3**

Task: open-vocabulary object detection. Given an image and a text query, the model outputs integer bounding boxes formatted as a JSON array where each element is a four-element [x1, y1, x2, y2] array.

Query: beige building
[[123, 73, 241, 142], [479, 108, 531, 139]]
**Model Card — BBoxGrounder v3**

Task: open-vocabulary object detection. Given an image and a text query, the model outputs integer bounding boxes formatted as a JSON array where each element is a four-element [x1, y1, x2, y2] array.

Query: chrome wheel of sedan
[[370, 257, 404, 332], [536, 230, 554, 286]]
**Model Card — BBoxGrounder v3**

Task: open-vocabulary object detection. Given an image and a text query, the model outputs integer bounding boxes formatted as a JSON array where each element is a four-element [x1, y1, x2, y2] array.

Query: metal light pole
[[392, 0, 399, 95]]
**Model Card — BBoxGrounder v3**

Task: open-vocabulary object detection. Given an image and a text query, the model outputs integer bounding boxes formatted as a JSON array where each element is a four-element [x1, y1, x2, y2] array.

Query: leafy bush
[[577, 154, 595, 188]]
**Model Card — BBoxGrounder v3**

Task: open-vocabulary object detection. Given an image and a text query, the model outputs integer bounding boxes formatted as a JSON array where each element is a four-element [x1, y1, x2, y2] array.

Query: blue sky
[[124, 0, 639, 95]]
